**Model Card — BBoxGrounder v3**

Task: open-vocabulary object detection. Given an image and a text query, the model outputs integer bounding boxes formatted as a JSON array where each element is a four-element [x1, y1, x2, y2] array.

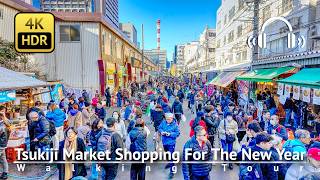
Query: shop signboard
[[313, 89, 320, 105], [284, 84, 291, 98], [277, 83, 284, 95], [50, 84, 63, 104], [0, 90, 16, 103], [292, 85, 300, 100], [279, 94, 286, 105], [302, 87, 311, 103]]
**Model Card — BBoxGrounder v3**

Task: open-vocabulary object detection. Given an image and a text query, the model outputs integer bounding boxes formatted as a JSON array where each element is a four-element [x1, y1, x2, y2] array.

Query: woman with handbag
[[218, 112, 238, 170]]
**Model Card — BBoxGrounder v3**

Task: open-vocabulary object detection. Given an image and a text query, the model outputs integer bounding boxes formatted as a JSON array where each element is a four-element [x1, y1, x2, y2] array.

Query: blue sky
[[119, 0, 221, 62]]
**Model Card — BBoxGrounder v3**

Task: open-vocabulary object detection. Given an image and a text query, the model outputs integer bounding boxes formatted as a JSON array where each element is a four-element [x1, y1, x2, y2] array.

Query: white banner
[[313, 89, 320, 105], [292, 85, 300, 100], [284, 84, 292, 98], [277, 83, 284, 95], [279, 94, 286, 105], [302, 87, 311, 103]]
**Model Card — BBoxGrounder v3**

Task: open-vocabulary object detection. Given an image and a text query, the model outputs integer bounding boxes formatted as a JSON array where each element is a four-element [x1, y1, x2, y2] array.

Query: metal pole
[[248, 0, 260, 104], [141, 24, 144, 82]]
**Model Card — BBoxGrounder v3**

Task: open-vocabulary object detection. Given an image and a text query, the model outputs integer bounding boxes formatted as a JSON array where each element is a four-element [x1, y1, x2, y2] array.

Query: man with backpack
[[128, 118, 147, 180], [97, 117, 123, 180], [267, 115, 288, 141], [182, 126, 213, 180]]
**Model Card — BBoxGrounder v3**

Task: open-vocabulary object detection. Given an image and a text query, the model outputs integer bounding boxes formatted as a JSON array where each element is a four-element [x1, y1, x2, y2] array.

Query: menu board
[[302, 87, 311, 103], [313, 89, 320, 105], [292, 85, 300, 100]]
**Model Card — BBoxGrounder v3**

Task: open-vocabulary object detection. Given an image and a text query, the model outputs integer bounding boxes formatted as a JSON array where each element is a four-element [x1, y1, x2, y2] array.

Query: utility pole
[[248, 0, 260, 104], [141, 24, 144, 81]]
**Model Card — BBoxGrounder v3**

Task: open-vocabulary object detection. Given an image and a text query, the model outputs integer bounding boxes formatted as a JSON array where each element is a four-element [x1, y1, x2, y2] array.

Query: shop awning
[[236, 66, 295, 82], [277, 68, 320, 88], [207, 71, 244, 87], [0, 67, 48, 91]]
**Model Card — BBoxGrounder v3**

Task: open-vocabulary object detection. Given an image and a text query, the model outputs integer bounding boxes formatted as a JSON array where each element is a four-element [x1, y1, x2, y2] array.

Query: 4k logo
[[15, 13, 55, 53]]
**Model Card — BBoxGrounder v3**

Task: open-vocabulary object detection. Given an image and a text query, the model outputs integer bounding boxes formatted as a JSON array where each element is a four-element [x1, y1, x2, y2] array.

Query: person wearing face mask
[[28, 111, 51, 152], [94, 102, 106, 120], [182, 126, 213, 180], [218, 112, 238, 170], [58, 127, 87, 180], [267, 115, 288, 141], [285, 146, 320, 180], [113, 111, 126, 141], [67, 104, 83, 130]]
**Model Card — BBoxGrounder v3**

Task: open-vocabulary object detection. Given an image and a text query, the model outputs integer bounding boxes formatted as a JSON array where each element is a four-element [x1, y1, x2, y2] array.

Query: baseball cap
[[307, 147, 320, 161]]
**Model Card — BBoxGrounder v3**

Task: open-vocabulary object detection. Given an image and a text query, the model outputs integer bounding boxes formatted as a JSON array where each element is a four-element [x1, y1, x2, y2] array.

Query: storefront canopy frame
[[236, 66, 295, 82], [0, 67, 48, 91], [207, 71, 244, 87], [277, 68, 320, 88]]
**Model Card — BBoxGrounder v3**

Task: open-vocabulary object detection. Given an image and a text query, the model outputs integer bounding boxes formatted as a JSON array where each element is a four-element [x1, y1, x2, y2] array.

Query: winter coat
[[270, 147, 287, 180], [87, 129, 102, 151], [285, 163, 320, 180], [95, 107, 106, 120], [0, 121, 9, 148], [97, 128, 123, 160], [238, 145, 278, 180], [182, 136, 213, 179], [204, 114, 220, 136], [177, 90, 185, 100], [282, 139, 307, 154], [46, 108, 66, 127], [151, 109, 165, 130], [158, 120, 180, 146], [124, 105, 132, 120], [267, 124, 288, 141], [28, 116, 51, 146], [172, 100, 183, 114], [67, 109, 83, 129], [189, 118, 207, 137], [218, 119, 238, 140], [129, 127, 147, 152], [105, 89, 111, 99], [115, 120, 126, 139], [58, 138, 87, 180], [26, 107, 45, 121], [189, 93, 195, 105], [77, 125, 91, 143], [162, 103, 171, 113], [81, 108, 90, 125]]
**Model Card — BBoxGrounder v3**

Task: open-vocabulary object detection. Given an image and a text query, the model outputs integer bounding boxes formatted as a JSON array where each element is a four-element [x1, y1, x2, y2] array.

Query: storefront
[[277, 68, 320, 135], [106, 62, 116, 92], [207, 71, 245, 92]]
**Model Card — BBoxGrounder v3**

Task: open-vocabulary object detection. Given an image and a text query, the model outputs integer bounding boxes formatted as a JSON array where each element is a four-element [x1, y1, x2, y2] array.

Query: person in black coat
[[204, 105, 220, 147], [58, 127, 87, 180], [172, 97, 184, 125], [151, 104, 165, 132], [182, 126, 213, 180], [105, 87, 112, 108]]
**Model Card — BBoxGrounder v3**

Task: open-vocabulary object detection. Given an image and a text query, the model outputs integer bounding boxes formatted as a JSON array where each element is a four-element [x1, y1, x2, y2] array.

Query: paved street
[[47, 98, 238, 180]]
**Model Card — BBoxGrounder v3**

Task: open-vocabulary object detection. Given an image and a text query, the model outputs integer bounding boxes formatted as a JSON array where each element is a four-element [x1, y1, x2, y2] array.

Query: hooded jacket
[[267, 124, 288, 141], [151, 108, 165, 130], [158, 120, 180, 146], [172, 100, 183, 114], [46, 108, 66, 127], [285, 163, 320, 180]]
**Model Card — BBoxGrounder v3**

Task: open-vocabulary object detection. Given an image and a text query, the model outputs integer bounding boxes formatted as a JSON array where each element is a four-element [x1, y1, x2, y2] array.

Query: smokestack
[[157, 19, 160, 50]]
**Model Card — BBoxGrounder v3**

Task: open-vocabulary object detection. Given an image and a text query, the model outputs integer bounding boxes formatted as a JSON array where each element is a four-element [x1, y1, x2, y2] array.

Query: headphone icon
[[247, 16, 305, 49]]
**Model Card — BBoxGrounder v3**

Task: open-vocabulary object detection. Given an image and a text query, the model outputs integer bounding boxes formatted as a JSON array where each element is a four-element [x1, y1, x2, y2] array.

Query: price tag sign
[[14, 12, 55, 53]]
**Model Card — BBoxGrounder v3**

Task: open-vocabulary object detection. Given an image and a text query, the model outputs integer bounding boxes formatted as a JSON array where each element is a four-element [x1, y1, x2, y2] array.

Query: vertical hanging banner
[[292, 85, 300, 100], [277, 83, 284, 95], [284, 84, 291, 98], [313, 89, 320, 105], [302, 87, 311, 103]]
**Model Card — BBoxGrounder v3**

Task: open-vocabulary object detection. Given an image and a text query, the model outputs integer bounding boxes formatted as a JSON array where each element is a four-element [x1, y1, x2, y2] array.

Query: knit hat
[[165, 113, 174, 119], [196, 111, 204, 118], [307, 147, 320, 161]]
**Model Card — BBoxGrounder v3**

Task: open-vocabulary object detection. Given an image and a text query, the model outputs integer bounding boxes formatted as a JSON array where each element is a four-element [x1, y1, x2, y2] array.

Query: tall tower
[[157, 19, 160, 50]]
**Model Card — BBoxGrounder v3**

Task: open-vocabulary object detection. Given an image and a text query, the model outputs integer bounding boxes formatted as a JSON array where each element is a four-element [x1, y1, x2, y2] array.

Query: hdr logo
[[14, 12, 55, 53]]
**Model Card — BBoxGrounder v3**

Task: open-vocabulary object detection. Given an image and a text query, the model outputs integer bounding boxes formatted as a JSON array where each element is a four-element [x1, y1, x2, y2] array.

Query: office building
[[144, 49, 167, 71], [120, 23, 138, 47]]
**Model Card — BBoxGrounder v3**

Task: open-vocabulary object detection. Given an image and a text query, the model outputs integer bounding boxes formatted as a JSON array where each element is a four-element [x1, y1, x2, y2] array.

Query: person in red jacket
[[189, 111, 207, 137]]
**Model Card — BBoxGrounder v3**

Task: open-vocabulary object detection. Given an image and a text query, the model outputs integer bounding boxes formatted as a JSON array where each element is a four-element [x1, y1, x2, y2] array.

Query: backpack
[[239, 163, 263, 180], [97, 129, 114, 152], [48, 120, 57, 137]]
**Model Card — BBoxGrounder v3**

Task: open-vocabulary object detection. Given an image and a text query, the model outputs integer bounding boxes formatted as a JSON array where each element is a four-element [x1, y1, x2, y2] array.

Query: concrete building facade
[[144, 49, 167, 71], [120, 23, 138, 47]]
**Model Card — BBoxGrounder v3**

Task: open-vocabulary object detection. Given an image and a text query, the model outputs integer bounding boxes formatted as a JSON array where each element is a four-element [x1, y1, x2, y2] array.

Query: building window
[[208, 48, 215, 52], [208, 32, 215, 37], [228, 31, 234, 43], [238, 0, 244, 11], [224, 15, 227, 25], [237, 25, 243, 37], [262, 5, 271, 23], [217, 40, 221, 48], [0, 8, 3, 20], [60, 25, 81, 42], [229, 6, 235, 21], [282, 0, 293, 13]]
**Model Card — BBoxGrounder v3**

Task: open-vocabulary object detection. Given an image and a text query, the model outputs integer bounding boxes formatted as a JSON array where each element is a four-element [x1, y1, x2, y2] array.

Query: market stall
[[277, 68, 320, 136], [206, 71, 245, 94], [0, 67, 49, 161]]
